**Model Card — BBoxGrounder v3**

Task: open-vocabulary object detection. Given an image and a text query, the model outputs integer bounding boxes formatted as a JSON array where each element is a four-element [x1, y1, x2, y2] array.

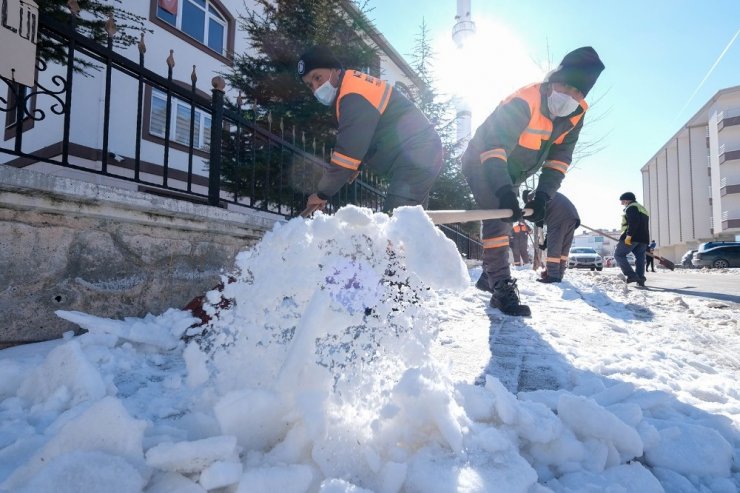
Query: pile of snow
[[0, 205, 738, 492]]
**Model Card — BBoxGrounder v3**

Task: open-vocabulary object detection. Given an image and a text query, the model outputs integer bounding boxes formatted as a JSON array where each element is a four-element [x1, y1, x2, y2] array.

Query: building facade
[[640, 85, 740, 262]]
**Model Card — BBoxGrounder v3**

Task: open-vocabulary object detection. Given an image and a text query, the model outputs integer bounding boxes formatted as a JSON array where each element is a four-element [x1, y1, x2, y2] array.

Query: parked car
[[691, 242, 740, 268], [681, 249, 697, 268], [568, 247, 603, 271]]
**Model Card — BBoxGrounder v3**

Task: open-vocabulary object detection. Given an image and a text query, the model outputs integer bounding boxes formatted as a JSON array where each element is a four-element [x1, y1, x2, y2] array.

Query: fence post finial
[[211, 76, 226, 91], [138, 33, 146, 55], [67, 0, 80, 16], [191, 65, 197, 83], [105, 13, 117, 38], [166, 50, 175, 69]]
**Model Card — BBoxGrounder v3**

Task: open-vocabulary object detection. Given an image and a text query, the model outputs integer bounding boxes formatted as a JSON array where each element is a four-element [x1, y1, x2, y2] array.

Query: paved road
[[602, 268, 740, 304]]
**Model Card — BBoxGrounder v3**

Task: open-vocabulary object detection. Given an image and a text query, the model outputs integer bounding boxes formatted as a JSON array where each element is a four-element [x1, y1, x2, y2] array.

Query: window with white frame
[[157, 0, 227, 55], [149, 89, 212, 151]]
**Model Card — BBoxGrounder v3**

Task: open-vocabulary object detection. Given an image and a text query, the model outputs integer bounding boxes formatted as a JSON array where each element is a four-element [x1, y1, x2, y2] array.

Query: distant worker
[[510, 221, 531, 266], [297, 45, 443, 214], [464, 46, 605, 316], [529, 191, 580, 283], [646, 239, 657, 272], [615, 192, 650, 286]]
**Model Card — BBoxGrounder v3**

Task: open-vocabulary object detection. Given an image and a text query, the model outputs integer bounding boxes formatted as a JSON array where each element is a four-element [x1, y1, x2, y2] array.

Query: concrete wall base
[[0, 166, 281, 346]]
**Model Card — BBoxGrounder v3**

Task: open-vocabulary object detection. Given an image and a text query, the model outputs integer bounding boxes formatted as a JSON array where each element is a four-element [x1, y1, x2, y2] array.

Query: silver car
[[568, 247, 604, 271]]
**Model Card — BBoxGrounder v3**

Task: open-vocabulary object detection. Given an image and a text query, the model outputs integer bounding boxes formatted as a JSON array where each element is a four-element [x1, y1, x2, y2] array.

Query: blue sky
[[366, 0, 740, 231]]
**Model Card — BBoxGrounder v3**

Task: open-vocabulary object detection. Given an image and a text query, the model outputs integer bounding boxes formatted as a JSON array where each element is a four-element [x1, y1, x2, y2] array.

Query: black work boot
[[536, 271, 561, 284], [475, 271, 492, 293], [490, 278, 531, 317]]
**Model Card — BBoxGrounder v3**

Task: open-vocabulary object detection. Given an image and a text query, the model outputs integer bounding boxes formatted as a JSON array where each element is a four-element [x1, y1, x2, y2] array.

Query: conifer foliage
[[36, 0, 148, 74], [407, 20, 475, 213], [225, 0, 378, 148]]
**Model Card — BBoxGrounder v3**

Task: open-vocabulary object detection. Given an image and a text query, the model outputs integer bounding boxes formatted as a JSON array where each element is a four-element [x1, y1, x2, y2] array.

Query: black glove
[[521, 189, 533, 203], [524, 191, 548, 223], [539, 234, 548, 250], [495, 187, 522, 222]]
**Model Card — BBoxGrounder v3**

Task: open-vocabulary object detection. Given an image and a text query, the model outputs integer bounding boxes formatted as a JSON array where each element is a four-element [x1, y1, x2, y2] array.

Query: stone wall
[[0, 166, 280, 346]]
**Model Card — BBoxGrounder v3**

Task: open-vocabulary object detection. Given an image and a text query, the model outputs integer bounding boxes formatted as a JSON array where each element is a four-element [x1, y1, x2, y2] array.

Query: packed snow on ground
[[0, 205, 738, 493]]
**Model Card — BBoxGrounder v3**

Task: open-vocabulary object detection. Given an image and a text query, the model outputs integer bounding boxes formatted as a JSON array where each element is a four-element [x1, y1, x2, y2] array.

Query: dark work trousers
[[615, 240, 647, 280], [370, 131, 444, 213], [461, 160, 515, 288], [545, 220, 578, 280], [510, 232, 530, 265]]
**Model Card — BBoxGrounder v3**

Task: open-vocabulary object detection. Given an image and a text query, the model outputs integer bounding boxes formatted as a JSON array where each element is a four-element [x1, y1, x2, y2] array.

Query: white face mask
[[314, 79, 338, 106], [547, 90, 580, 117]]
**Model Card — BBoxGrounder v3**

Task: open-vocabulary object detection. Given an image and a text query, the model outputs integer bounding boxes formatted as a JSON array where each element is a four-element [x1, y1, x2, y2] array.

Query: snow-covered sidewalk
[[0, 206, 738, 492]]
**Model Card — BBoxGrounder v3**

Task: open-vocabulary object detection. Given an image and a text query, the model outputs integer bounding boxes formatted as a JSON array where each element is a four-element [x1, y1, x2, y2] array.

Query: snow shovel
[[300, 207, 534, 224], [425, 208, 533, 225], [579, 224, 675, 271]]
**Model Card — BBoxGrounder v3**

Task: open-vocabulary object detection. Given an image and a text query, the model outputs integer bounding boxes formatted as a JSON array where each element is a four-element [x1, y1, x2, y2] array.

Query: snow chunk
[[145, 435, 238, 474], [214, 389, 290, 452], [56, 309, 196, 350], [234, 464, 315, 493], [17, 340, 105, 408], [198, 460, 242, 490], [644, 422, 733, 476], [558, 393, 643, 461], [386, 206, 469, 290], [2, 396, 146, 490], [13, 450, 145, 493]]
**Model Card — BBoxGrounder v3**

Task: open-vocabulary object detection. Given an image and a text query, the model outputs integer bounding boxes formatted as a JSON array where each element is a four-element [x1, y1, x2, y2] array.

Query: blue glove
[[495, 187, 522, 222], [524, 191, 548, 223]]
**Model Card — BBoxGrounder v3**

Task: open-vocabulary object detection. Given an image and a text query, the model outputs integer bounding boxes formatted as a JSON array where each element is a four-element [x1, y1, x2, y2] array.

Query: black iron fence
[[1, 10, 480, 259]]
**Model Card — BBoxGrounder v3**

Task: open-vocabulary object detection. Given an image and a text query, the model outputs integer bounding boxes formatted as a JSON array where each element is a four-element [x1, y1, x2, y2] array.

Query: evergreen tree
[[225, 0, 378, 147], [220, 0, 380, 209], [407, 20, 476, 232]]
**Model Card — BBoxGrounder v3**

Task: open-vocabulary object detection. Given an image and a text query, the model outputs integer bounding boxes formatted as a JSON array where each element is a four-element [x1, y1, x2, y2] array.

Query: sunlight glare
[[434, 17, 545, 131]]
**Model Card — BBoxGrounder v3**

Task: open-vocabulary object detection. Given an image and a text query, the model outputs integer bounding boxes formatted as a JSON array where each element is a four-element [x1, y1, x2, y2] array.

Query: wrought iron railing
[[0, 8, 481, 259]]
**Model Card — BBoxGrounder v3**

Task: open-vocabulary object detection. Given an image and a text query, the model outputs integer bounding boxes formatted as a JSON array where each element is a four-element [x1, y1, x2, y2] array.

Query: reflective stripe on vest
[[480, 148, 507, 163], [331, 151, 361, 171], [482, 235, 509, 249], [336, 70, 392, 121]]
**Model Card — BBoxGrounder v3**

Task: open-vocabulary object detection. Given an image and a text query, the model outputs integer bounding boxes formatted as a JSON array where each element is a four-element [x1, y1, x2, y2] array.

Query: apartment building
[[640, 85, 740, 261]]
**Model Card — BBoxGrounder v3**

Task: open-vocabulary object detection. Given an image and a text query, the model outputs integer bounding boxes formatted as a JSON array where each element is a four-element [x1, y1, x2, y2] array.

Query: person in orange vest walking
[[510, 221, 531, 266], [297, 45, 443, 214], [465, 46, 605, 316]]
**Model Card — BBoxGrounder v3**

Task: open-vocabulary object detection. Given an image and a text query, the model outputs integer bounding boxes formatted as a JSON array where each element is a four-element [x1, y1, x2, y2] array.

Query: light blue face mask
[[314, 79, 338, 106], [547, 90, 580, 117]]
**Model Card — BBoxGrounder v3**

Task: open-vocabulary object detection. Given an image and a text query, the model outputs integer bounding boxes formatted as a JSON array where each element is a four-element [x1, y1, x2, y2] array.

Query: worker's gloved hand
[[625, 235, 632, 246], [524, 191, 548, 223], [301, 193, 327, 217], [495, 186, 522, 222]]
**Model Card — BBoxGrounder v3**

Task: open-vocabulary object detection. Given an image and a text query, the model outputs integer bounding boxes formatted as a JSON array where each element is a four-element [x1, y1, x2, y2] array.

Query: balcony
[[719, 144, 740, 164], [721, 210, 740, 230], [717, 108, 740, 132], [720, 177, 740, 196]]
